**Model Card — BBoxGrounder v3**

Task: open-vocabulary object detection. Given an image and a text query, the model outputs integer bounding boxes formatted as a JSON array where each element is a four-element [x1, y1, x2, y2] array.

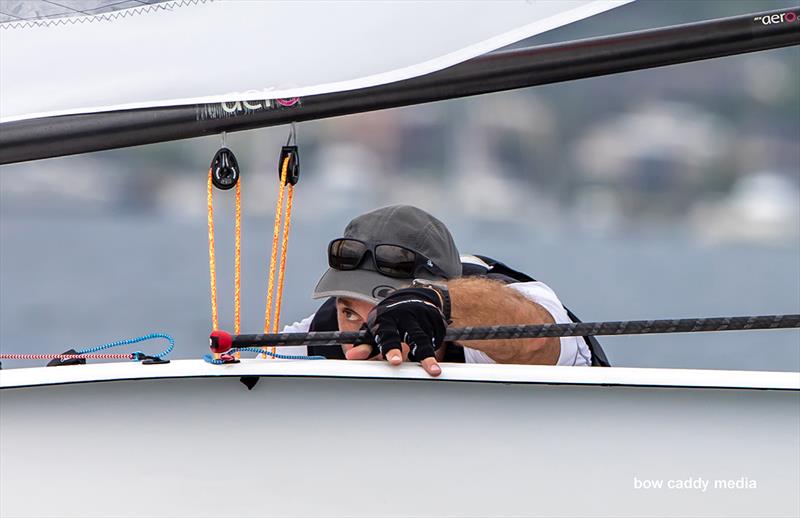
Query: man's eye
[[343, 309, 360, 321]]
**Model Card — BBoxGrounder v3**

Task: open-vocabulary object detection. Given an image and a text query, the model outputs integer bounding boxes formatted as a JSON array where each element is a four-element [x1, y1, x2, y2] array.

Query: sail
[[0, 0, 632, 123]]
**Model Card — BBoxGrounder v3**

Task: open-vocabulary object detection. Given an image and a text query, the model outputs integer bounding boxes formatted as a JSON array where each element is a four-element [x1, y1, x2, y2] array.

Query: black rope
[[232, 314, 800, 348]]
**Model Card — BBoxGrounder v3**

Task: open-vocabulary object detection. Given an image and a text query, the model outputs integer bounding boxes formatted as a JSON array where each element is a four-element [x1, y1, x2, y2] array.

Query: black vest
[[308, 255, 611, 367]]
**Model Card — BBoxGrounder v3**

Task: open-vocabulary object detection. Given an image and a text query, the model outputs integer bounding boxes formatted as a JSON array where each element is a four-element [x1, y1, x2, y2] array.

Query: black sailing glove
[[365, 287, 448, 363]]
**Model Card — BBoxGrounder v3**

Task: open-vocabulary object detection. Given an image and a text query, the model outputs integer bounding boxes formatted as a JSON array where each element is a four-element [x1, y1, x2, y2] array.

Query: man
[[283, 205, 607, 376]]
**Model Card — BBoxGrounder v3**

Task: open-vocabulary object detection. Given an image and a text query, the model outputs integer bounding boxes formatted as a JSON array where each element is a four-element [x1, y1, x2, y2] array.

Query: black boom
[[0, 7, 798, 164]]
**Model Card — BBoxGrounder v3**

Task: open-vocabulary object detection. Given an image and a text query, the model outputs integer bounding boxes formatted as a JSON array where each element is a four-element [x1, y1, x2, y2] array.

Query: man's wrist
[[411, 279, 451, 323]]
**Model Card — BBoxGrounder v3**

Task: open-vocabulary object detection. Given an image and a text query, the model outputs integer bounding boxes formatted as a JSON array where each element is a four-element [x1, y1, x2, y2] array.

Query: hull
[[1, 360, 799, 518]]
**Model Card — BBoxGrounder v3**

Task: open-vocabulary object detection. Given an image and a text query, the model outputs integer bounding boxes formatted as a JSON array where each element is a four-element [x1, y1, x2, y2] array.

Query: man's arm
[[448, 277, 560, 365]]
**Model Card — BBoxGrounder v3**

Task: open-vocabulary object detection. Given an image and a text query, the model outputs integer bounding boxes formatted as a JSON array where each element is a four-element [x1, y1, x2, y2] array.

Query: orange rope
[[273, 184, 294, 334], [234, 180, 242, 335], [207, 165, 243, 361], [206, 144, 296, 362], [233, 180, 242, 358], [264, 159, 288, 330], [207, 169, 219, 332], [263, 154, 293, 358]]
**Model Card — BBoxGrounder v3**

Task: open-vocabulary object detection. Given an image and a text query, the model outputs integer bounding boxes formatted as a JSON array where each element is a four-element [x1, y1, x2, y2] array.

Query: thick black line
[[230, 315, 800, 347]]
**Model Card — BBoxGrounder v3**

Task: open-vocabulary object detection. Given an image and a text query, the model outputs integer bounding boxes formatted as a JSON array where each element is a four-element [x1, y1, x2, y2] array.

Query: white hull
[[2, 360, 799, 517]]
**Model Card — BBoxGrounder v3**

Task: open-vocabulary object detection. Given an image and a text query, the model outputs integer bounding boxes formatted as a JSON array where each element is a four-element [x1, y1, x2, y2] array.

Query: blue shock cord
[[237, 347, 326, 360], [202, 347, 325, 364], [75, 333, 175, 361]]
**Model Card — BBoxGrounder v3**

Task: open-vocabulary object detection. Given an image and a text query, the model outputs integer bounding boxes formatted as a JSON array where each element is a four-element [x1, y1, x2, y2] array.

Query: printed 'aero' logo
[[220, 97, 300, 114], [754, 11, 798, 24]]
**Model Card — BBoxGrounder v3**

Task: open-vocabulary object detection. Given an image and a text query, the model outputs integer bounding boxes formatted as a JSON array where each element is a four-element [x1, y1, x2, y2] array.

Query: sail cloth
[[0, 0, 632, 123]]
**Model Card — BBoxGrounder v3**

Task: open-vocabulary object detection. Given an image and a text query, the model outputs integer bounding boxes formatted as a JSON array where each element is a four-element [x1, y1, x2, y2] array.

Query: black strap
[[308, 298, 346, 359], [473, 254, 535, 282], [564, 307, 611, 367]]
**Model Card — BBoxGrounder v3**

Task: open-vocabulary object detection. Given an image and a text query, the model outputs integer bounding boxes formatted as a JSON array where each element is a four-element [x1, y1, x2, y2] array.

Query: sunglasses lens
[[375, 244, 417, 278], [329, 239, 367, 270]]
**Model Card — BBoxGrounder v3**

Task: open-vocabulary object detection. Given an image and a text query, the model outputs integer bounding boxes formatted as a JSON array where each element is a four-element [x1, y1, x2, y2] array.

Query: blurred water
[[1, 211, 797, 371]]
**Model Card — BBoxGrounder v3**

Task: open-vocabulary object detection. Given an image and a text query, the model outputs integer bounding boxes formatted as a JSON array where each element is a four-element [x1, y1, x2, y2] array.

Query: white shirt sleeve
[[257, 313, 314, 357], [462, 281, 592, 366]]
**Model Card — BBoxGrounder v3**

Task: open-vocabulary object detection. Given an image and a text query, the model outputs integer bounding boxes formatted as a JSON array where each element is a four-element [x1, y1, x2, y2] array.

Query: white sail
[[0, 0, 632, 122]]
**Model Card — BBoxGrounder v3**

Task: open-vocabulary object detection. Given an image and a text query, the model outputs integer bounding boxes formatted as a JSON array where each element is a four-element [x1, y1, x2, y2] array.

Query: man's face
[[335, 296, 374, 334]]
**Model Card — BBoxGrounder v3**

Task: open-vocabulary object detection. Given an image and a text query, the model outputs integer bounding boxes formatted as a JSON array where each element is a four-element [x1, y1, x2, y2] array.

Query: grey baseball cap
[[313, 205, 461, 303]]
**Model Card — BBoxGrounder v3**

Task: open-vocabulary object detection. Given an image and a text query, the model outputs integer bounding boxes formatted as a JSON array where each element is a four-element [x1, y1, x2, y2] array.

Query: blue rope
[[202, 347, 325, 364], [237, 347, 326, 360], [203, 354, 227, 365], [75, 333, 175, 361]]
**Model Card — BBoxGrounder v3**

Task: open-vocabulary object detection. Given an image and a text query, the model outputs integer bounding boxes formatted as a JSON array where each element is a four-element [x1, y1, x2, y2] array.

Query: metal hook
[[221, 131, 228, 148], [286, 123, 297, 146]]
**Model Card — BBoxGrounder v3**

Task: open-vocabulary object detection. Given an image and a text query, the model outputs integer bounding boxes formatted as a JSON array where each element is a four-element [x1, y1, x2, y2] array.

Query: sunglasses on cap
[[328, 238, 449, 279]]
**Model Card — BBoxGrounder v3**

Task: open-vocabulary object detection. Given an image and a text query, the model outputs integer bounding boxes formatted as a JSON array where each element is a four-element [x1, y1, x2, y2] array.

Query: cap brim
[[312, 268, 413, 304]]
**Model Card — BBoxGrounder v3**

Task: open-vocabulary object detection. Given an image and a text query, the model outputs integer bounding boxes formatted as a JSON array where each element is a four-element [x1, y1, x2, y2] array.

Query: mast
[[1, 7, 798, 165]]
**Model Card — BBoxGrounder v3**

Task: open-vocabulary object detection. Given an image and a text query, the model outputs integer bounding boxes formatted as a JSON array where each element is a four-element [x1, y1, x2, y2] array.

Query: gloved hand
[[364, 287, 448, 376]]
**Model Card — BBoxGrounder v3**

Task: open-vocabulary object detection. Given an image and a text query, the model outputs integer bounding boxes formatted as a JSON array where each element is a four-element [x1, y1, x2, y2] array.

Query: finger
[[386, 349, 403, 365], [356, 324, 381, 358], [345, 343, 374, 360], [383, 332, 403, 365], [420, 356, 442, 377], [402, 321, 436, 363], [370, 315, 403, 362]]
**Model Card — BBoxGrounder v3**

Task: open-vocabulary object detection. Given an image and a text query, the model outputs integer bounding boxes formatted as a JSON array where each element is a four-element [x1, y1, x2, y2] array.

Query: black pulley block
[[278, 145, 300, 185], [210, 147, 240, 190]]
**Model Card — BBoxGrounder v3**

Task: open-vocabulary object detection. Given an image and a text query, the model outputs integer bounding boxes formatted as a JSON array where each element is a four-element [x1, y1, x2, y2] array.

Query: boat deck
[[2, 359, 798, 390]]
